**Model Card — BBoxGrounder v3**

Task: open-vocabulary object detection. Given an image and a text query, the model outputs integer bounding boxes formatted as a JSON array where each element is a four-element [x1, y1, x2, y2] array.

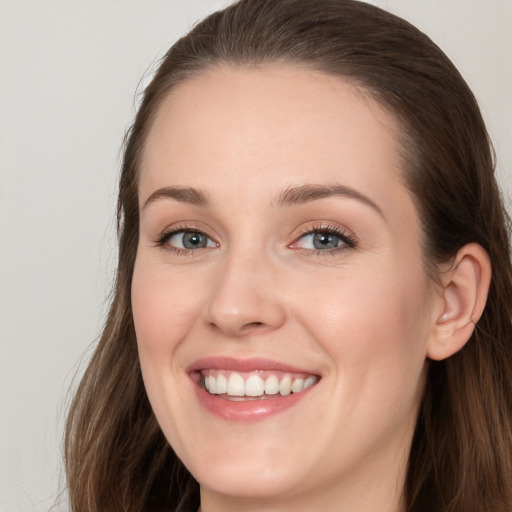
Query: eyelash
[[154, 223, 357, 256], [291, 223, 357, 256], [154, 225, 218, 256]]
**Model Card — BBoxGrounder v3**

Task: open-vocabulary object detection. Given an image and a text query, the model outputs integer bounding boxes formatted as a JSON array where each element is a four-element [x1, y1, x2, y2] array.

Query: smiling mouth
[[198, 369, 319, 400]]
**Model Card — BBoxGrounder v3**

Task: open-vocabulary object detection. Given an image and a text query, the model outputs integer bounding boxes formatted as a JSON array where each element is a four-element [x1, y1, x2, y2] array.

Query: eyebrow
[[277, 183, 385, 219], [142, 186, 210, 210], [142, 183, 385, 219]]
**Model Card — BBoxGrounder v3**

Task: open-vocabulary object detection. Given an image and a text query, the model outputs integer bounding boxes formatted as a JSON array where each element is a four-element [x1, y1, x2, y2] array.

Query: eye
[[290, 225, 356, 252], [299, 232, 342, 250], [157, 229, 218, 251]]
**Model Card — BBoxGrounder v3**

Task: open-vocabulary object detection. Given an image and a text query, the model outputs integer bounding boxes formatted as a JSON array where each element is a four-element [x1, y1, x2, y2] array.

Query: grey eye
[[168, 231, 217, 249], [311, 232, 341, 249], [297, 232, 343, 250]]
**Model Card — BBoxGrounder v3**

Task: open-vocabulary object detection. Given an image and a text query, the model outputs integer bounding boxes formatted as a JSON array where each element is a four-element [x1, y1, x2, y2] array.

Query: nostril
[[208, 320, 265, 336], [240, 322, 268, 334], [239, 321, 266, 334]]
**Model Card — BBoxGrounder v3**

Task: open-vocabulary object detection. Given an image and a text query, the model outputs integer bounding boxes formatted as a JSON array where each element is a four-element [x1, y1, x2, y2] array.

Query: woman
[[64, 1, 512, 511]]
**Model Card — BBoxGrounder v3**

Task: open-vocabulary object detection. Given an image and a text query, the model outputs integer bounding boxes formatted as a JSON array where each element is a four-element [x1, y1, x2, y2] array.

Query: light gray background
[[0, 1, 510, 511]]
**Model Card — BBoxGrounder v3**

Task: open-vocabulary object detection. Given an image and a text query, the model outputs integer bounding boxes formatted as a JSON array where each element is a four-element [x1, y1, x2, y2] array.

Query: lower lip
[[192, 381, 316, 423]]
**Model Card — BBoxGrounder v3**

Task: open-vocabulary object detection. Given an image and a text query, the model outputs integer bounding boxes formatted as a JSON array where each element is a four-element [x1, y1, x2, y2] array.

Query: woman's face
[[132, 66, 441, 510]]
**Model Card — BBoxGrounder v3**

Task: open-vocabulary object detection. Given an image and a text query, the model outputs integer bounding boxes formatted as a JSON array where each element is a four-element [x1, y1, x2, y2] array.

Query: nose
[[203, 250, 286, 338]]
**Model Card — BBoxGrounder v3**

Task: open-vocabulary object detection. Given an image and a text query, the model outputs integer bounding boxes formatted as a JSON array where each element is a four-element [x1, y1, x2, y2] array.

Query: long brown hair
[[65, 1, 512, 510]]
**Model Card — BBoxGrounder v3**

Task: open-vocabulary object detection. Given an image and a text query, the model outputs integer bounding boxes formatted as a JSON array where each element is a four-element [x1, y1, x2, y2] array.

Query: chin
[[167, 421, 317, 501]]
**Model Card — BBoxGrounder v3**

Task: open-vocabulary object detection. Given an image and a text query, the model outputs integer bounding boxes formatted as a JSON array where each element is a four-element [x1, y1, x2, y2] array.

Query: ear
[[427, 243, 491, 361]]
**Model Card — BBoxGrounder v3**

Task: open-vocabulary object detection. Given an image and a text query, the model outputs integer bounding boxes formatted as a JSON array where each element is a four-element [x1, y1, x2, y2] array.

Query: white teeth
[[304, 376, 316, 389], [279, 376, 292, 396], [207, 373, 228, 394], [245, 375, 265, 396], [291, 378, 304, 393], [264, 375, 280, 395], [227, 373, 245, 396], [216, 374, 227, 394], [204, 371, 318, 397], [207, 375, 216, 393]]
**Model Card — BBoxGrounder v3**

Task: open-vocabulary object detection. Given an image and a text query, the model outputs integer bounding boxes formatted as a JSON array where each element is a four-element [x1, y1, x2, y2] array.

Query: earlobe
[[427, 243, 491, 361]]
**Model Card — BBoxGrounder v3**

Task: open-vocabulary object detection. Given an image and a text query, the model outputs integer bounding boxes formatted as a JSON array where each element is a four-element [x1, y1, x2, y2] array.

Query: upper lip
[[187, 356, 319, 376]]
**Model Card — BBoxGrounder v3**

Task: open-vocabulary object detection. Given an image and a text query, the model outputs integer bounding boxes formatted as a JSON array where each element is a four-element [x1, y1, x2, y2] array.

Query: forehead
[[139, 64, 413, 223]]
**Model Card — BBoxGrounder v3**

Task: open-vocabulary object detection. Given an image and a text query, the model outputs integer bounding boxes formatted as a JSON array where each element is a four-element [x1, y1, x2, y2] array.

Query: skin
[[131, 65, 447, 512]]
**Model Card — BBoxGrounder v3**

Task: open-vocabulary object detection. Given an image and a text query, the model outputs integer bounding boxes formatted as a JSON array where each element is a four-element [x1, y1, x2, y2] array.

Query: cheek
[[130, 256, 205, 442], [294, 259, 432, 400], [131, 258, 202, 361], [300, 260, 429, 343]]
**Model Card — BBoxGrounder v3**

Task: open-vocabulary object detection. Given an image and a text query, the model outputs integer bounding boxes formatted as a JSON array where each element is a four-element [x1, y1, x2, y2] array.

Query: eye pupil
[[313, 232, 339, 250], [183, 232, 207, 249]]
